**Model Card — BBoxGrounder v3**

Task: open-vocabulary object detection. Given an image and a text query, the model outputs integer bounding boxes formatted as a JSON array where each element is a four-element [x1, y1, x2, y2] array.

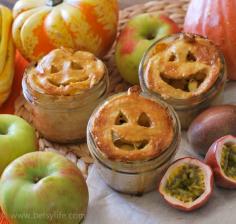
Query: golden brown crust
[[26, 48, 105, 96], [91, 86, 174, 162], [144, 33, 222, 100]]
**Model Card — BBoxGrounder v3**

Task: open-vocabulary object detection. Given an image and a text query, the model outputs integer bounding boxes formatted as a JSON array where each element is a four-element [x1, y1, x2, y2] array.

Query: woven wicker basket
[[15, 0, 190, 178]]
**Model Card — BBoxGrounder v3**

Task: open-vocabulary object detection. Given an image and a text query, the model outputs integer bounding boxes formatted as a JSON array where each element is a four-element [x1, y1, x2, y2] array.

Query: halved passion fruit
[[159, 157, 213, 211], [205, 135, 236, 189]]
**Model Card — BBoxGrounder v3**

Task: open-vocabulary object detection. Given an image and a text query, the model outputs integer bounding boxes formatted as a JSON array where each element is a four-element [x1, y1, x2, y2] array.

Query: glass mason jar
[[87, 90, 181, 195], [139, 33, 227, 129], [22, 64, 109, 144]]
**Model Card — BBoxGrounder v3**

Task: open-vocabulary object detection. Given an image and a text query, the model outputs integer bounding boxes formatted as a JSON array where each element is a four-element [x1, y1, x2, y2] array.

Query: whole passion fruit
[[205, 135, 236, 189], [159, 157, 213, 212], [187, 105, 236, 156]]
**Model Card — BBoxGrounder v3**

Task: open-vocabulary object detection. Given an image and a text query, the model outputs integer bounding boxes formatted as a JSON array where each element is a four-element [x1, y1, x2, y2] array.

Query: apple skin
[[0, 151, 89, 224], [115, 13, 180, 84], [0, 114, 37, 175]]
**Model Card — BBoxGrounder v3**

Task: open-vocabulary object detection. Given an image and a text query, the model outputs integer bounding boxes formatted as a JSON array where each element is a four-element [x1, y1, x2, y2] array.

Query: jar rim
[[139, 32, 227, 109], [86, 90, 181, 173]]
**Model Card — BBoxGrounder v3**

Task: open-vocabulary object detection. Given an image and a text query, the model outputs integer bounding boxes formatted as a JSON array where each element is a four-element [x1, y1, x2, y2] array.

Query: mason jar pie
[[23, 48, 109, 143], [139, 33, 227, 129], [87, 86, 181, 195]]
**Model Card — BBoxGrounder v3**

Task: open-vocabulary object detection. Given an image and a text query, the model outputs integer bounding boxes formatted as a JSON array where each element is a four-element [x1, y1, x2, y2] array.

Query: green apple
[[0, 114, 37, 175], [115, 13, 180, 84], [0, 151, 89, 224]]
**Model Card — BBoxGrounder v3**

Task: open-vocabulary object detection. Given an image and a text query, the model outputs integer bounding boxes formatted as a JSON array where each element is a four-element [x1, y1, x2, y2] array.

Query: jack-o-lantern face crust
[[92, 87, 174, 162], [26, 48, 105, 96], [144, 33, 222, 100]]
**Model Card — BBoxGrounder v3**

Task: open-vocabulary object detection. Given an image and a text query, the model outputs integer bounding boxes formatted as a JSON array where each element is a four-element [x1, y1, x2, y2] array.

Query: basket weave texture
[[15, 0, 190, 178]]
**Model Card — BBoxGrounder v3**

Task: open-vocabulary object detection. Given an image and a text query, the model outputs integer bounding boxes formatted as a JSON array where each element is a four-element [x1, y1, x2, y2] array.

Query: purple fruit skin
[[187, 105, 236, 156]]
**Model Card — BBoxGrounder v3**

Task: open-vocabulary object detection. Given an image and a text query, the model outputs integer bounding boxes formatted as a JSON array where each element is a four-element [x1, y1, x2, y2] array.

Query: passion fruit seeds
[[164, 164, 205, 203], [159, 157, 213, 212], [221, 144, 236, 179]]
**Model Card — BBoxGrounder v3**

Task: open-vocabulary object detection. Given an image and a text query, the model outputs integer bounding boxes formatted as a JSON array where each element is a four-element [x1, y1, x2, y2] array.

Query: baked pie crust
[[26, 48, 105, 96], [91, 86, 174, 162], [143, 33, 222, 100]]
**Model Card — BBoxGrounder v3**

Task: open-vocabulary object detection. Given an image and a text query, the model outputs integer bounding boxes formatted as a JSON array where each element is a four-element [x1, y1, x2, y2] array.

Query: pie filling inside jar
[[164, 164, 205, 203], [139, 33, 226, 129], [221, 144, 236, 180], [22, 48, 109, 143], [87, 86, 181, 194]]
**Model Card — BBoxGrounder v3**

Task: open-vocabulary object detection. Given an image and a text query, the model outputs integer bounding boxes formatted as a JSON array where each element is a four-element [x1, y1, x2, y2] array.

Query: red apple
[[0, 151, 88, 224], [115, 13, 180, 84], [205, 135, 236, 189]]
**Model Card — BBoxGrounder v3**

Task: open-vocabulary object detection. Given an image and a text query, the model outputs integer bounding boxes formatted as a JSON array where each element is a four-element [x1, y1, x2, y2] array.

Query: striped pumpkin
[[12, 0, 119, 61]]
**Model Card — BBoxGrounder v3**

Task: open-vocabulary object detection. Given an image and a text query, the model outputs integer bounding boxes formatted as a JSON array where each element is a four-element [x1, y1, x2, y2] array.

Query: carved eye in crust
[[50, 65, 60, 73], [186, 51, 197, 62], [71, 61, 83, 70], [115, 112, 128, 125], [137, 112, 151, 127], [169, 53, 177, 62]]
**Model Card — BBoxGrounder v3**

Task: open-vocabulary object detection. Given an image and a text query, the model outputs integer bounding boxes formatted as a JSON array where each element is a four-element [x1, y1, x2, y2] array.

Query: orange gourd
[[12, 0, 119, 61], [184, 0, 236, 80]]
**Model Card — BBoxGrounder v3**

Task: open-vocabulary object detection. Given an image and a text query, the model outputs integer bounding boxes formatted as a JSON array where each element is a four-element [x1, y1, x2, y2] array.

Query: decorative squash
[[0, 51, 28, 114], [0, 5, 15, 106], [184, 0, 236, 80], [12, 0, 119, 61]]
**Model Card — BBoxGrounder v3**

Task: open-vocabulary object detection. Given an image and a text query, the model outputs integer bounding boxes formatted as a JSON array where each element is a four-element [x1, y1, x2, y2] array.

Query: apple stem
[[46, 0, 63, 6], [33, 177, 41, 184]]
